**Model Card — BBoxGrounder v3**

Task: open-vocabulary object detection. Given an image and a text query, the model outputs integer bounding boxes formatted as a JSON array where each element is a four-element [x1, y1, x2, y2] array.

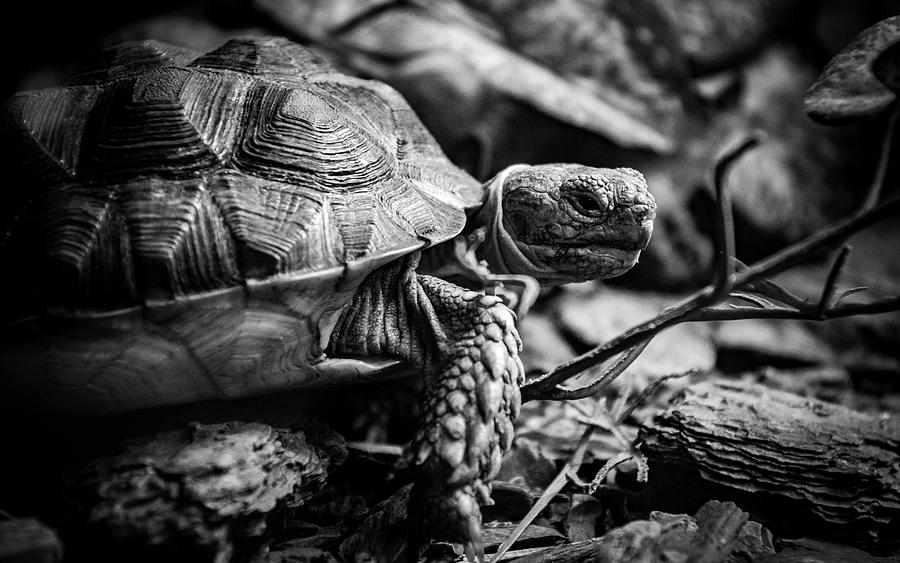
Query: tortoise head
[[476, 164, 656, 285]]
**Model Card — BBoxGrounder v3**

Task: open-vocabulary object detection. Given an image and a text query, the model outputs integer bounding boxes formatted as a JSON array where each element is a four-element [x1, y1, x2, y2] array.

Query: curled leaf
[[803, 15, 900, 124]]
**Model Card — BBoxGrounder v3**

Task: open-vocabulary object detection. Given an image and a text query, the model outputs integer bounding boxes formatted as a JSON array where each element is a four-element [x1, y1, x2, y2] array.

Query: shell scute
[[79, 69, 223, 182], [3, 38, 477, 304], [39, 183, 138, 310], [67, 39, 199, 85], [190, 36, 333, 84], [9, 86, 102, 180], [119, 177, 241, 299], [207, 169, 342, 279]]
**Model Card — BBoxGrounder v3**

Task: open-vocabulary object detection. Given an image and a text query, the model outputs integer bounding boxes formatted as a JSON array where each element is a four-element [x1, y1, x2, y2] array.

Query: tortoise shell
[[0, 37, 482, 413]]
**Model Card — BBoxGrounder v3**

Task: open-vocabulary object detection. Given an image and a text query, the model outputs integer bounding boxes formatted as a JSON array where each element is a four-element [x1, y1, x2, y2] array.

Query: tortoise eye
[[566, 192, 608, 217]]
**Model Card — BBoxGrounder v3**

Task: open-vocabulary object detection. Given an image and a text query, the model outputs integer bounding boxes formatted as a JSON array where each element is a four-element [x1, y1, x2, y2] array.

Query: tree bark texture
[[68, 420, 344, 562], [636, 380, 900, 549]]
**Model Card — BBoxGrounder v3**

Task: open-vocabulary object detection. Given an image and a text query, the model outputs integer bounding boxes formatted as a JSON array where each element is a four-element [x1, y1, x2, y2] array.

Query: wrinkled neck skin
[[472, 164, 588, 287], [471, 165, 569, 284]]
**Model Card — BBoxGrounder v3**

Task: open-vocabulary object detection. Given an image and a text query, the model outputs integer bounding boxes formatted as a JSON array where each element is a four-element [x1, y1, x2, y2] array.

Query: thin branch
[[817, 246, 851, 317], [732, 194, 900, 288], [691, 295, 900, 321], [740, 277, 809, 309], [522, 137, 758, 401], [730, 291, 777, 308], [491, 424, 593, 560], [863, 101, 899, 210], [619, 369, 698, 420], [710, 134, 759, 301], [541, 339, 651, 401], [523, 183, 900, 402], [587, 452, 634, 494]]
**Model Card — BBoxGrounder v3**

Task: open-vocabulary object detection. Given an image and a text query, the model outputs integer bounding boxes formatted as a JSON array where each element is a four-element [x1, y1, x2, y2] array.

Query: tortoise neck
[[471, 166, 558, 284]]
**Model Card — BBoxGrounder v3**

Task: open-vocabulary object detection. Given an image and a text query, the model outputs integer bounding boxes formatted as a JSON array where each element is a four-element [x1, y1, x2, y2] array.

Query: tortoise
[[0, 37, 656, 558]]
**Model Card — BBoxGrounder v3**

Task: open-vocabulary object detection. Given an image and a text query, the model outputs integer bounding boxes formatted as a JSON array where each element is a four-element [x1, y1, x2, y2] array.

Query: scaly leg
[[328, 253, 523, 560]]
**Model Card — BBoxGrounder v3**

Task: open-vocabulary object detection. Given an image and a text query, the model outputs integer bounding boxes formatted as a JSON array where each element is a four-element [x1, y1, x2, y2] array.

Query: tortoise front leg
[[408, 274, 523, 561], [328, 253, 524, 561]]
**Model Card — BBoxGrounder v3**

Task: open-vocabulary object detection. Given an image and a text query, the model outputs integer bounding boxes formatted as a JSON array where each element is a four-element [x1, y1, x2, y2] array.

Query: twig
[[545, 339, 651, 401], [491, 424, 593, 560], [586, 452, 634, 494], [863, 102, 899, 210], [732, 194, 899, 287], [522, 142, 900, 401], [710, 134, 758, 300], [522, 137, 756, 401]]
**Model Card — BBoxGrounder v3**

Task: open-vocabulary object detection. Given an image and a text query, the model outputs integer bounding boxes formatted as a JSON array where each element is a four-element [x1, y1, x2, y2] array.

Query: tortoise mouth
[[530, 219, 654, 254], [519, 242, 644, 281], [556, 239, 644, 251], [527, 242, 642, 260]]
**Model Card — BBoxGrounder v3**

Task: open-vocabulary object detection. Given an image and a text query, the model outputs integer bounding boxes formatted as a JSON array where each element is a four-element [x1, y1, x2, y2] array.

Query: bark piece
[[71, 420, 340, 561], [638, 380, 900, 547], [758, 538, 900, 562]]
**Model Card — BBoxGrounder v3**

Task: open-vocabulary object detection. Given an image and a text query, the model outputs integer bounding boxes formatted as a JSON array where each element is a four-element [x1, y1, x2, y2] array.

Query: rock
[[458, 0, 692, 142]]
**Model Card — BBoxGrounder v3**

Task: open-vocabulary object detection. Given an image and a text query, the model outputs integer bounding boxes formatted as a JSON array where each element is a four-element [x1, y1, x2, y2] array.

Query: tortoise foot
[[408, 483, 487, 562]]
